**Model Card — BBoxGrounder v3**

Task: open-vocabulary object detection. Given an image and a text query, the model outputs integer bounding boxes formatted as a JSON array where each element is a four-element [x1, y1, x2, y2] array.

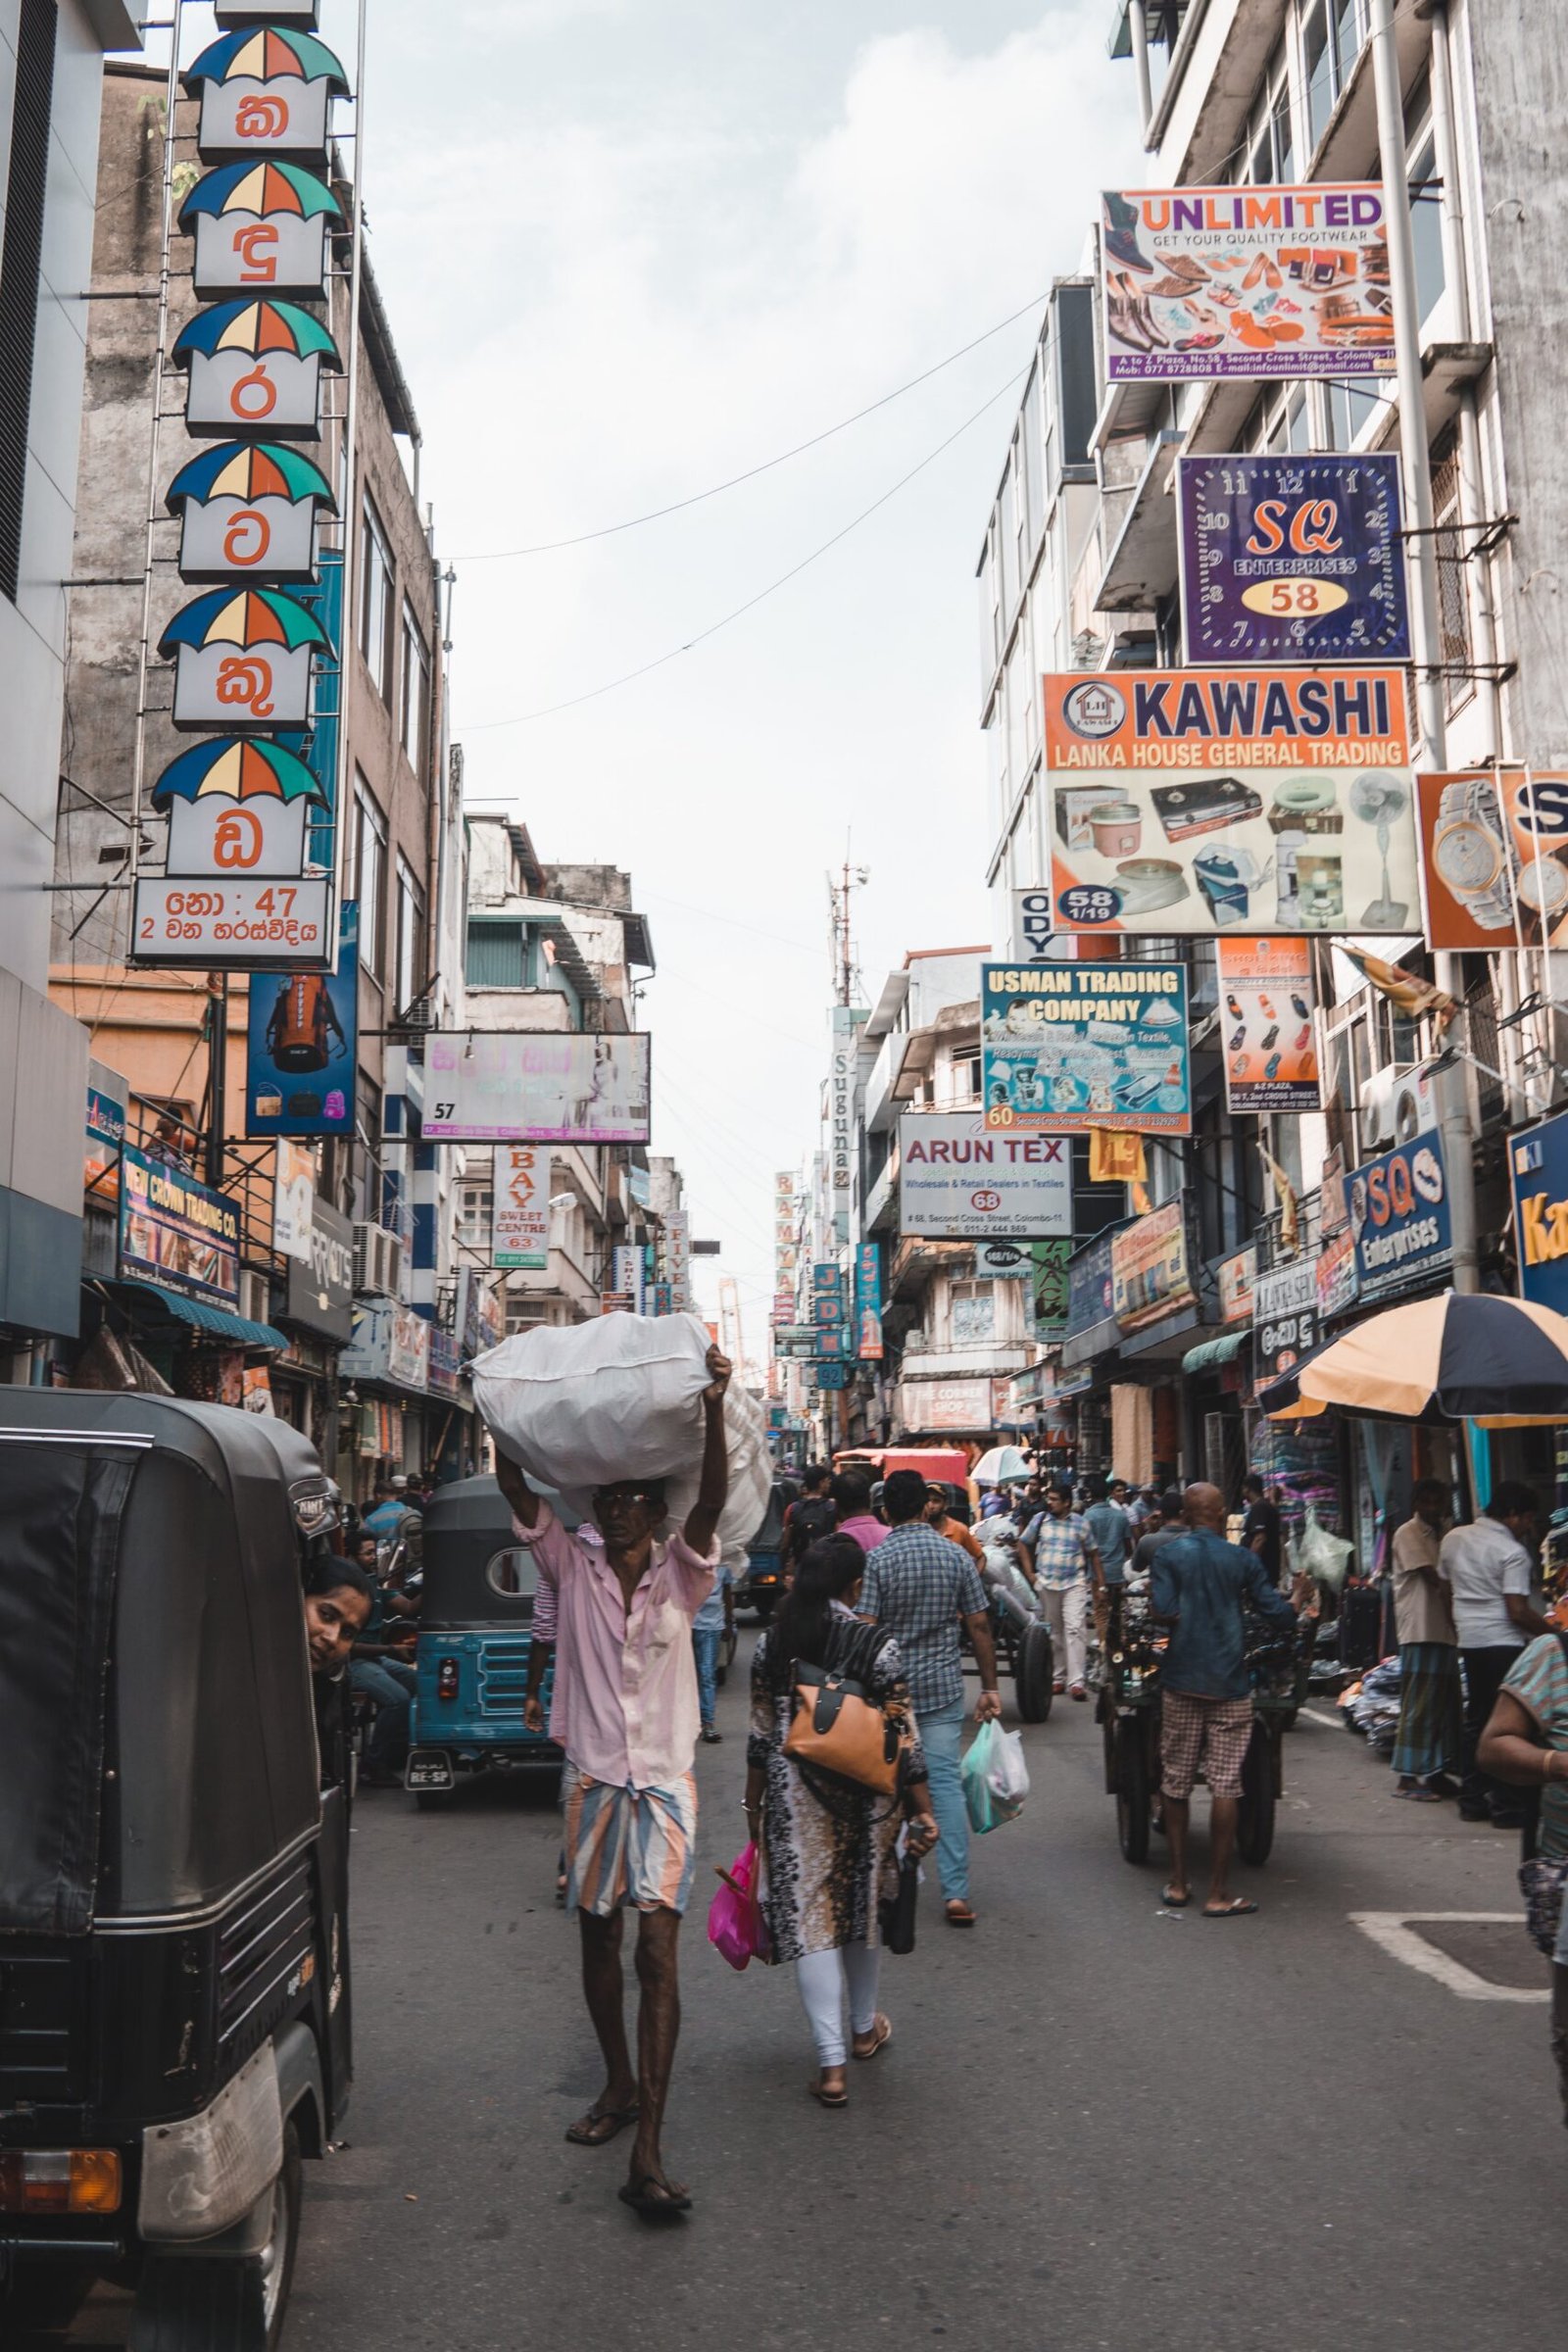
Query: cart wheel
[[130, 2123, 301, 2352], [2, 2261, 97, 2332], [1115, 1722, 1152, 1865], [1237, 1723, 1276, 1866], [1013, 1620, 1054, 1723]]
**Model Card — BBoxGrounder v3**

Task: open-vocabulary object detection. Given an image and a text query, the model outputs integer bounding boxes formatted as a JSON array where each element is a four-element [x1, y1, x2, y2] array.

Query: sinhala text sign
[[421, 1035, 652, 1144], [898, 1113, 1071, 1238], [981, 962, 1191, 1136], [1043, 668, 1417, 937]]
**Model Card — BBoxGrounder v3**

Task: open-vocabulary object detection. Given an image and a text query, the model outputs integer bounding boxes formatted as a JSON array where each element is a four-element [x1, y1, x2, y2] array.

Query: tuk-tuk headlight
[[0, 2149, 122, 2215]]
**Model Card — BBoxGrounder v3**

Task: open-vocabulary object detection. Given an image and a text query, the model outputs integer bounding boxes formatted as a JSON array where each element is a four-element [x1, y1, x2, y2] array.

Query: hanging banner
[[828, 1007, 864, 1239], [1102, 184, 1395, 383], [1013, 887, 1054, 959], [245, 902, 358, 1136], [1043, 668, 1416, 937], [1416, 770, 1568, 949], [1177, 453, 1408, 663], [1032, 1238, 1071, 1341], [1349, 1131, 1452, 1306], [612, 1244, 648, 1316], [421, 1034, 651, 1143], [982, 961, 1191, 1136], [120, 1146, 241, 1309], [1110, 1201, 1195, 1333], [1218, 1243, 1257, 1325], [273, 1138, 316, 1263], [493, 1145, 549, 1271], [854, 1241, 883, 1360], [1509, 1112, 1568, 1316], [1254, 1259, 1317, 1392], [1316, 1228, 1359, 1322], [1215, 936, 1321, 1111], [898, 1112, 1072, 1236]]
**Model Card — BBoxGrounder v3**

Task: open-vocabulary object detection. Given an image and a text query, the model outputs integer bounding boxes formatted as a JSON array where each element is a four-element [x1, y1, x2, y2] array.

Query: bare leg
[[628, 1907, 684, 2197], [577, 1909, 638, 2121], [1162, 1794, 1190, 1901], [1205, 1793, 1242, 1912]]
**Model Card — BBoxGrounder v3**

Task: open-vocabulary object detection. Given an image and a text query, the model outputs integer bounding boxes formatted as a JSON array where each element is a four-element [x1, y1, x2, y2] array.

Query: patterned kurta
[[748, 1604, 925, 1965]]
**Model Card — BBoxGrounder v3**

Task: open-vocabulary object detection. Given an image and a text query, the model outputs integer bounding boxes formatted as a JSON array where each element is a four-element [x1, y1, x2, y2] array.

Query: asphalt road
[[64, 1642, 1565, 2349]]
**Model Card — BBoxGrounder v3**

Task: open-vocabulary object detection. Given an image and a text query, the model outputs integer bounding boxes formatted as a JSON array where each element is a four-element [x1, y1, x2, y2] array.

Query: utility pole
[[1369, 0, 1477, 1291], [205, 972, 228, 1193]]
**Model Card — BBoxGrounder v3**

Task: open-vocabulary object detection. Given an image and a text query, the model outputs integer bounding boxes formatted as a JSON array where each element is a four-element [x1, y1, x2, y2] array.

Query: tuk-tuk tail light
[[0, 2149, 122, 2215], [437, 1657, 460, 1701]]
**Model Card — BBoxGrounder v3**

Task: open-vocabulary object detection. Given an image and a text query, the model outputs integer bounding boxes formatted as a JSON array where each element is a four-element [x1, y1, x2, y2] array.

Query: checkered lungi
[[1160, 1690, 1253, 1802], [564, 1770, 698, 1917]]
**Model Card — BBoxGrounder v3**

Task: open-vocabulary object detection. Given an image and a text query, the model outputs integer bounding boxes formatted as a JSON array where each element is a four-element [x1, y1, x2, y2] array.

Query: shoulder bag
[[784, 1660, 905, 1797]]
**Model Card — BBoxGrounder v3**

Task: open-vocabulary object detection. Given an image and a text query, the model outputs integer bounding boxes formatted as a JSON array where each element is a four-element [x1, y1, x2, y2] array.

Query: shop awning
[[1181, 1330, 1249, 1375], [112, 1279, 288, 1351]]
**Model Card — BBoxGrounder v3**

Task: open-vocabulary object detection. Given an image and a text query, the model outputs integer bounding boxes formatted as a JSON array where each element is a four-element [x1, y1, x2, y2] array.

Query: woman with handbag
[[1477, 1627, 1568, 2127], [744, 1537, 937, 2108]]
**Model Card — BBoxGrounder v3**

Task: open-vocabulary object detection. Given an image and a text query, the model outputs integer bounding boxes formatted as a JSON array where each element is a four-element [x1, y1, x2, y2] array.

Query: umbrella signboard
[[1509, 1111, 1568, 1316], [183, 28, 352, 168], [1348, 1130, 1452, 1306], [180, 161, 342, 301]]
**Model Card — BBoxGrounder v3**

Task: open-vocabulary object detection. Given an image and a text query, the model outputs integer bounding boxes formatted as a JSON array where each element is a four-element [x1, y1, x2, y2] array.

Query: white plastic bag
[[959, 1719, 1026, 1833], [470, 1310, 769, 1555], [1290, 1503, 1353, 1594], [986, 1725, 1030, 1813]]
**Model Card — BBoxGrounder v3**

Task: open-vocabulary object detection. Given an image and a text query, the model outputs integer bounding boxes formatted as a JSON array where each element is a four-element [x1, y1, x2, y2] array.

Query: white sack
[[471, 1310, 769, 1555]]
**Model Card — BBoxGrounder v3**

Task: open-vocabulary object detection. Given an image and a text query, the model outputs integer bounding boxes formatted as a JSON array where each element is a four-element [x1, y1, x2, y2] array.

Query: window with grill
[[0, 0, 58, 605], [459, 1180, 493, 1247]]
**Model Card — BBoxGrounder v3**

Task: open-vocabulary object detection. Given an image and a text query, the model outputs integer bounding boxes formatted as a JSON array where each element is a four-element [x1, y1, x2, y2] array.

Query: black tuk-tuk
[[0, 1393, 352, 2347], [404, 1473, 564, 1806]]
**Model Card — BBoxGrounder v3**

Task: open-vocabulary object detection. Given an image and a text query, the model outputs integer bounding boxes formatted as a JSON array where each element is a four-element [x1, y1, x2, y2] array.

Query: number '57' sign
[[1176, 452, 1411, 665]]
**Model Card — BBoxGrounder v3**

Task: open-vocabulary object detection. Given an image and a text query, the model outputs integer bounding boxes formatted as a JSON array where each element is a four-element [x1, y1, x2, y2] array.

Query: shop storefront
[[273, 1196, 354, 1460], [339, 1298, 430, 1501]]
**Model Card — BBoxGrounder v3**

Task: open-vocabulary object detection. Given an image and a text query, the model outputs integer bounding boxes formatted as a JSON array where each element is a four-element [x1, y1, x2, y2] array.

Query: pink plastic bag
[[707, 1840, 769, 1971]]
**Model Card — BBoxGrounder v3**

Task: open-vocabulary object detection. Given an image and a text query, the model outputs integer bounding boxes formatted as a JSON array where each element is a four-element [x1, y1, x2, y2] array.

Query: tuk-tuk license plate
[[406, 1749, 454, 1790]]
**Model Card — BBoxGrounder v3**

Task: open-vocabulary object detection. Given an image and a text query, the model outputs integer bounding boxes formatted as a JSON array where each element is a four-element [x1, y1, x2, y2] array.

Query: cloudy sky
[[174, 3, 1144, 1342]]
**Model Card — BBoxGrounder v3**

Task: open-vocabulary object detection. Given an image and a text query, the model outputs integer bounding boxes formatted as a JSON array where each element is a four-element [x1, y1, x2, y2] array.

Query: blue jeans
[[916, 1695, 969, 1904], [352, 1658, 416, 1775], [693, 1627, 721, 1729]]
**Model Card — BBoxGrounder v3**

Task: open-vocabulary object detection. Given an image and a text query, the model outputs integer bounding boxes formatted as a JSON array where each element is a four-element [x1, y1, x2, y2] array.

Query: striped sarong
[[1392, 1642, 1462, 1781], [564, 1770, 698, 1917]]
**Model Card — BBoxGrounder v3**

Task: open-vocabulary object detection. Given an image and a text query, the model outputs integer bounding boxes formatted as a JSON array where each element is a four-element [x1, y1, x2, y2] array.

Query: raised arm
[[494, 1446, 539, 1529], [683, 1345, 732, 1558]]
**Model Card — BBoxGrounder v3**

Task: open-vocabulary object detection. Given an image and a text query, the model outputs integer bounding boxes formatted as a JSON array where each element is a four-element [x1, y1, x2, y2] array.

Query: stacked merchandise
[[1250, 1413, 1343, 1536], [1338, 1654, 1402, 1751]]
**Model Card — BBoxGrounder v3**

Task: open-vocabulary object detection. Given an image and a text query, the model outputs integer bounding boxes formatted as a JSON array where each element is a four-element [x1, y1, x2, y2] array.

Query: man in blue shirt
[[861, 1470, 1002, 1928], [1150, 1482, 1299, 1918]]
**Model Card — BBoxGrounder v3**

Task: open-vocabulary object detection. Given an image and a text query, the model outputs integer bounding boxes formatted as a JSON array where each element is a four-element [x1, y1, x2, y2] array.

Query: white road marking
[[1297, 1706, 1347, 1730], [1348, 1911, 1548, 2002]]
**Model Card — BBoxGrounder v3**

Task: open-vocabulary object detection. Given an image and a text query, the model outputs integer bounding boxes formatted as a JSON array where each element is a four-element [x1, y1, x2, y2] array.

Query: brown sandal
[[852, 2014, 892, 2061], [945, 1900, 977, 1928], [808, 2076, 849, 2108]]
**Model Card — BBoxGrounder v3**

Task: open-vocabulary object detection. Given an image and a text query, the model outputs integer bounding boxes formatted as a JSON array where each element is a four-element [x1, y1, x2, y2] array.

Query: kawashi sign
[[1042, 669, 1417, 938]]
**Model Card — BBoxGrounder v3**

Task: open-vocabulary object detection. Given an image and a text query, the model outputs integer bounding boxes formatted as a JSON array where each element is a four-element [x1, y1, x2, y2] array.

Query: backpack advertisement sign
[[245, 901, 359, 1135]]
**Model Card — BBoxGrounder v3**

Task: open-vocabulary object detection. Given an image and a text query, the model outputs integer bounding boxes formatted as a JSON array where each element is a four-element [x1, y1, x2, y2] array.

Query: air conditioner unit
[[1358, 1065, 1416, 1149], [239, 1270, 271, 1327], [353, 1222, 404, 1298]]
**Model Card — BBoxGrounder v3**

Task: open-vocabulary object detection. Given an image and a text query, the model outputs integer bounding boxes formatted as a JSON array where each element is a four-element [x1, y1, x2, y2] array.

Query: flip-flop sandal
[[564, 2103, 640, 2146], [852, 2016, 892, 2061], [1202, 1898, 1258, 1919], [1160, 1886, 1191, 1907], [945, 1902, 977, 1928], [808, 2079, 850, 2107], [618, 2173, 693, 2217]]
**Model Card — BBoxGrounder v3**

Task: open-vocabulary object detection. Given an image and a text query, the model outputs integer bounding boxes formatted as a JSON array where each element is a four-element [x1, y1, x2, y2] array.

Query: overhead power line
[[465, 366, 1027, 732], [452, 291, 1048, 561]]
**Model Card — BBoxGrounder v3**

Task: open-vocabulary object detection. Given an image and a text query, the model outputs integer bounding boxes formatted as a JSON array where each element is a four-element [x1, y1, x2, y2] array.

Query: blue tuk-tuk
[[404, 1474, 565, 1807]]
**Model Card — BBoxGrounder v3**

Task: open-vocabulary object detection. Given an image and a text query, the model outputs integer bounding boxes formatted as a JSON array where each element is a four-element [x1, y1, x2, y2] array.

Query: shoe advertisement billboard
[[1042, 669, 1417, 937], [1416, 770, 1568, 949], [1102, 185, 1396, 382], [1176, 453, 1409, 664], [981, 962, 1191, 1137], [1215, 937, 1321, 1113]]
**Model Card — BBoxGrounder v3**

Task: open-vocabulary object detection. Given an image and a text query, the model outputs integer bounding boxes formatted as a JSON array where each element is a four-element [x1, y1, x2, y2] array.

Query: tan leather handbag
[[784, 1663, 904, 1797]]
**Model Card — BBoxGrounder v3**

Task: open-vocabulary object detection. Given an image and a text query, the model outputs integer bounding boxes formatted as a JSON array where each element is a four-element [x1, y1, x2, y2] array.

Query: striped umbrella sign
[[160, 587, 333, 733], [180, 161, 342, 301], [166, 441, 336, 583], [183, 28, 351, 166], [172, 299, 343, 442]]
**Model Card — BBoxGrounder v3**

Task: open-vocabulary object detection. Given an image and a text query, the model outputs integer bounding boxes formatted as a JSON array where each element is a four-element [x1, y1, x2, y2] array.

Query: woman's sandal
[[808, 2076, 849, 2108], [852, 2014, 892, 2061], [564, 2103, 639, 2146], [945, 1900, 977, 1928]]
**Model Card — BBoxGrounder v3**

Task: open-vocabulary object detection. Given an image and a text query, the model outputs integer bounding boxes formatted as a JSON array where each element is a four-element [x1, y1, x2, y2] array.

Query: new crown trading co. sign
[[133, 5, 350, 973]]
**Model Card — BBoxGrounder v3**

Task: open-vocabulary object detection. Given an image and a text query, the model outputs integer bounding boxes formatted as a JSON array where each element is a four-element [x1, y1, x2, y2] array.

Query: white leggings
[[795, 1939, 881, 2068]]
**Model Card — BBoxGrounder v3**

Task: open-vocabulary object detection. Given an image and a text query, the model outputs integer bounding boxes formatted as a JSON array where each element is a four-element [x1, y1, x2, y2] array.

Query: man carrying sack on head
[[498, 1343, 731, 2222]]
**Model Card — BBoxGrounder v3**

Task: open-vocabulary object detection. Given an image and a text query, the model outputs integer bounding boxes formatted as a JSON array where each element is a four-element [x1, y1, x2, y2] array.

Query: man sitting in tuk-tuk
[[496, 1344, 732, 2222]]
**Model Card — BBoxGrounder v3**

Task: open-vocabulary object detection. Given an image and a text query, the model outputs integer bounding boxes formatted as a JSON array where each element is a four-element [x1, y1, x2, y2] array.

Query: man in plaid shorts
[[1151, 1482, 1299, 1918]]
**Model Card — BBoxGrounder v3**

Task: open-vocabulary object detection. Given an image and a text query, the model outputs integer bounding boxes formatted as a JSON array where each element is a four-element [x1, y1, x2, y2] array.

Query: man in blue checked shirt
[[1021, 1480, 1102, 1700], [859, 1469, 1002, 1929]]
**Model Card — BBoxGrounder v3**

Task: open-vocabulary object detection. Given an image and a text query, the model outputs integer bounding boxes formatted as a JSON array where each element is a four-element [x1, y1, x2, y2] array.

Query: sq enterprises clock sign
[[132, 8, 350, 975], [1176, 453, 1410, 665]]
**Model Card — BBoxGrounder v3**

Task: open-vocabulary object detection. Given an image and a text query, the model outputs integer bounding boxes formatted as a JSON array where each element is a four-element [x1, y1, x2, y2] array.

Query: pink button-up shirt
[[518, 1502, 719, 1790]]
